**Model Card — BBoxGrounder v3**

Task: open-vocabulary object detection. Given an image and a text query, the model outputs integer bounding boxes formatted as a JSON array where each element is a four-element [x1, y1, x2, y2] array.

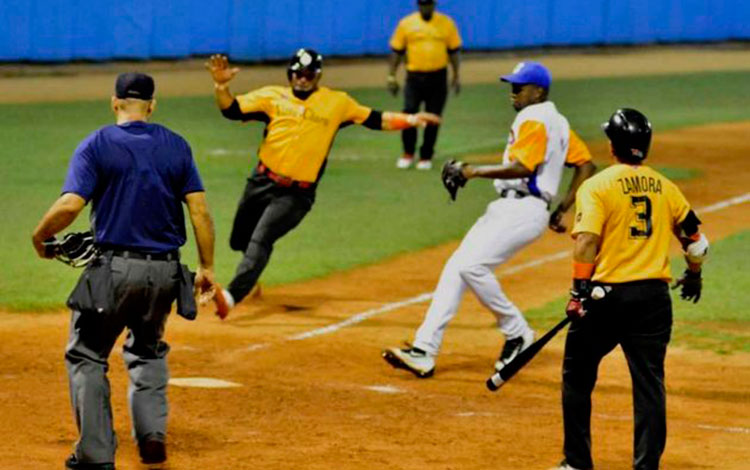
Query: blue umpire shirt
[[61, 121, 204, 253]]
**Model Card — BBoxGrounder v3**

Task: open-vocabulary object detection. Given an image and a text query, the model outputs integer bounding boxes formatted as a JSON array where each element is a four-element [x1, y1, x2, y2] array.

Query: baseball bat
[[486, 317, 571, 391]]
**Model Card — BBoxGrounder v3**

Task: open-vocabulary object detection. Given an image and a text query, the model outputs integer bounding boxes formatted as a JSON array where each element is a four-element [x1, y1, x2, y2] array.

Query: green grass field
[[1, 70, 749, 311], [526, 231, 750, 354]]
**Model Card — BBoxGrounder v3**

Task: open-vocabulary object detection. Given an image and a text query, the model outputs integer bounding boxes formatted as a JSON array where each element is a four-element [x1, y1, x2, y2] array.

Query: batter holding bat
[[549, 108, 709, 470], [383, 61, 595, 378]]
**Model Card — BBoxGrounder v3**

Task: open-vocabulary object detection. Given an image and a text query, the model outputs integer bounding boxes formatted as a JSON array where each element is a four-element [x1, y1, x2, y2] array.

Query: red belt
[[257, 163, 315, 189]]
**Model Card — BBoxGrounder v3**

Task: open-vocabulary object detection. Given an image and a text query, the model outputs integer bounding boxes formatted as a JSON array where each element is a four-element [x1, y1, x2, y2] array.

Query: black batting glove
[[565, 279, 591, 320], [672, 269, 702, 303]]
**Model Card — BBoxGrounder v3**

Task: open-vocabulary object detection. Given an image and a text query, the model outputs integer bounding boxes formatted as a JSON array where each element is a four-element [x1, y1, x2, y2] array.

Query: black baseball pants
[[561, 280, 672, 470], [402, 68, 448, 161], [227, 173, 313, 302]]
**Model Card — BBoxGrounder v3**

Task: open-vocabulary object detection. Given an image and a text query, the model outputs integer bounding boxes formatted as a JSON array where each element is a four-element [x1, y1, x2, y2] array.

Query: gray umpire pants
[[65, 254, 179, 465]]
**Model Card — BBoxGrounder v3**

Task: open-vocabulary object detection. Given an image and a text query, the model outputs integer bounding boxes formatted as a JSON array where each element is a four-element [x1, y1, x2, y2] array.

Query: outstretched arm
[[462, 160, 534, 180], [205, 54, 240, 111], [32, 193, 86, 258], [359, 110, 441, 131]]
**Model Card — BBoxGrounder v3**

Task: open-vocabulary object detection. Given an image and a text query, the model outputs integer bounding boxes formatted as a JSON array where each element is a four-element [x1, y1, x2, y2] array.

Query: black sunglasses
[[511, 83, 528, 94]]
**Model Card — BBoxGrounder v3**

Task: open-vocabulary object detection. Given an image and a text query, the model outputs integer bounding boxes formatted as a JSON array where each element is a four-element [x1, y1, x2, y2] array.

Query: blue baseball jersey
[[61, 121, 204, 252]]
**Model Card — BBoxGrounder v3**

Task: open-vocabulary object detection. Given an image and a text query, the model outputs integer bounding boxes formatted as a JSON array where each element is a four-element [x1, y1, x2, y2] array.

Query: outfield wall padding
[[0, 0, 747, 62]]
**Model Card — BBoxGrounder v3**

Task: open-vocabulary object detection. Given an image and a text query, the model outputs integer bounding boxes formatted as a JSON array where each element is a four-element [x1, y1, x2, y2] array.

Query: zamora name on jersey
[[616, 176, 663, 195]]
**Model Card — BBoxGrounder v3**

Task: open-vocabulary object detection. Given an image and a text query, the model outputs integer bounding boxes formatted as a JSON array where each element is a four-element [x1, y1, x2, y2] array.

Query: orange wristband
[[573, 262, 595, 279], [388, 113, 418, 130]]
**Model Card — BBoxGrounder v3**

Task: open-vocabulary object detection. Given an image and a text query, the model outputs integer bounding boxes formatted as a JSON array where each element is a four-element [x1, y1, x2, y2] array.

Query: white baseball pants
[[413, 196, 549, 356]]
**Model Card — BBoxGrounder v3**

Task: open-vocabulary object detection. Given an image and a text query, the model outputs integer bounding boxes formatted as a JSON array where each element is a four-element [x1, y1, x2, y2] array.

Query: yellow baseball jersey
[[572, 164, 691, 283], [494, 101, 593, 199], [390, 12, 462, 72], [236, 85, 372, 182]]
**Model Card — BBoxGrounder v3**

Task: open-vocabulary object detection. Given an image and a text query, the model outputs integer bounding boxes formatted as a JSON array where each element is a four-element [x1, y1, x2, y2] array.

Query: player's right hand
[[205, 54, 240, 85], [194, 266, 216, 300], [386, 76, 399, 96], [548, 206, 567, 233]]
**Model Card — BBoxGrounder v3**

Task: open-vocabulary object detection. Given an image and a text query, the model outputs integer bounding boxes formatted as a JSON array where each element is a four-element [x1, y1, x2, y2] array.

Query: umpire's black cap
[[115, 72, 155, 100]]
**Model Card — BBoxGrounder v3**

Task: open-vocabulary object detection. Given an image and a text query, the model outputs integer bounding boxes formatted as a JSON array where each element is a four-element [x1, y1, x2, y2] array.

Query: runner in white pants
[[383, 61, 596, 378]]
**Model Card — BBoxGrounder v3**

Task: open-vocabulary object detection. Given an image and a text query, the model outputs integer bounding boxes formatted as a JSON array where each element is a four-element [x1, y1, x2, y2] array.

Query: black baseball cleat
[[382, 345, 435, 378], [64, 454, 115, 470], [494, 328, 535, 372], [139, 438, 167, 466]]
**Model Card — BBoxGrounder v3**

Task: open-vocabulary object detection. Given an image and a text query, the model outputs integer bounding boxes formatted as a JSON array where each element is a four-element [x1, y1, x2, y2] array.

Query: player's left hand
[[205, 54, 240, 85], [548, 205, 566, 233], [451, 76, 461, 95], [672, 268, 702, 303], [413, 112, 441, 127]]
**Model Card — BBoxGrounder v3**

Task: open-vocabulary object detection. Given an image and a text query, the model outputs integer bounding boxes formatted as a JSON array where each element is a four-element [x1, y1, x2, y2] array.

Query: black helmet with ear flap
[[602, 108, 652, 162], [287, 48, 323, 80]]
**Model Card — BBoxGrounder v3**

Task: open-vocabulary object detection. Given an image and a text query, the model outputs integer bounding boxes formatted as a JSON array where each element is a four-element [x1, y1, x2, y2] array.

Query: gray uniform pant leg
[[65, 256, 178, 464]]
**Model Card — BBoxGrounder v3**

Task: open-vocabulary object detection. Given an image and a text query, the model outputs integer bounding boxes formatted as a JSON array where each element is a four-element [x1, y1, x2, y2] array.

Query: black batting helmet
[[602, 108, 652, 162], [287, 48, 323, 80]]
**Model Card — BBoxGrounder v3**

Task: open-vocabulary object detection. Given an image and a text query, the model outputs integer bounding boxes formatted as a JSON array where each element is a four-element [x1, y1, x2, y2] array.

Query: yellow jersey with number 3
[[572, 164, 691, 283]]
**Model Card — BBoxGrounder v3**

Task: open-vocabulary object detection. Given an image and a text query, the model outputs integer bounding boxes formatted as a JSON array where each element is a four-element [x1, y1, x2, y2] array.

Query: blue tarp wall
[[1, 0, 748, 62]]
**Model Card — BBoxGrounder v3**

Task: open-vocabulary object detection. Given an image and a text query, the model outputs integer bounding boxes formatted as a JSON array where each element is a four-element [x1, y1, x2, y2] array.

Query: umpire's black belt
[[103, 248, 179, 261]]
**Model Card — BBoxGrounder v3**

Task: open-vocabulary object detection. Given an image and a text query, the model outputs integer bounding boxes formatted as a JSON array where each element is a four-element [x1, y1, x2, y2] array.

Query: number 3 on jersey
[[630, 195, 652, 238]]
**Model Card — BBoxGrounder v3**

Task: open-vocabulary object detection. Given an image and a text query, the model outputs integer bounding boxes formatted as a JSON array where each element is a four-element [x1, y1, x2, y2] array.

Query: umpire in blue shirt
[[32, 73, 216, 470]]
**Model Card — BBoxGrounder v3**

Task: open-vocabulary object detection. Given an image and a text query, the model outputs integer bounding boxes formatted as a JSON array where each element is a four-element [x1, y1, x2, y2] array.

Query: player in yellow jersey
[[550, 109, 708, 470], [204, 50, 440, 318], [388, 0, 462, 170]]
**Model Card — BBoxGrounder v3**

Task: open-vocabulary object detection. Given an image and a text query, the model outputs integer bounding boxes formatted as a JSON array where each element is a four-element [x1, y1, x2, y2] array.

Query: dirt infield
[[1, 49, 749, 469]]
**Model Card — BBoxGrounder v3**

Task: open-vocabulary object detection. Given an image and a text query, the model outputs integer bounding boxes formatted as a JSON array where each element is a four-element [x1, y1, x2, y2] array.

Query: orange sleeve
[[508, 120, 547, 171], [389, 20, 406, 51], [343, 94, 372, 124], [446, 18, 462, 50], [566, 130, 593, 166]]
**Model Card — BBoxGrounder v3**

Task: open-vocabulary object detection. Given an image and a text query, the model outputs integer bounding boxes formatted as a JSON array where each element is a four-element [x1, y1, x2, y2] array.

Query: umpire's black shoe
[[65, 454, 115, 470], [139, 438, 167, 466], [494, 328, 535, 372]]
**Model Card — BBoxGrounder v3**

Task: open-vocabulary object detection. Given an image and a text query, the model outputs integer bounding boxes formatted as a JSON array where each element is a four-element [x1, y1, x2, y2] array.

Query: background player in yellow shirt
[[551, 108, 709, 470], [388, 0, 462, 170], [205, 50, 440, 318]]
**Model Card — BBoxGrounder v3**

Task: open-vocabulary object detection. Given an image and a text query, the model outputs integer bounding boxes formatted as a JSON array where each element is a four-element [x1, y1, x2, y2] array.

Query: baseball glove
[[43, 231, 96, 268], [441, 160, 468, 201]]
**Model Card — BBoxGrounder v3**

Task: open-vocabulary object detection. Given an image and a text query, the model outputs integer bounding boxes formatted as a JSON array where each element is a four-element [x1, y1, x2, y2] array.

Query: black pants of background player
[[402, 68, 448, 161], [227, 171, 314, 303], [562, 280, 672, 470]]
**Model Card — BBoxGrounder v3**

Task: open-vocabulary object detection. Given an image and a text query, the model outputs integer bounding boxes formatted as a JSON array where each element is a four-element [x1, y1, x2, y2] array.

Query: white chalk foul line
[[244, 192, 749, 347], [698, 192, 750, 214], [696, 424, 750, 435]]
